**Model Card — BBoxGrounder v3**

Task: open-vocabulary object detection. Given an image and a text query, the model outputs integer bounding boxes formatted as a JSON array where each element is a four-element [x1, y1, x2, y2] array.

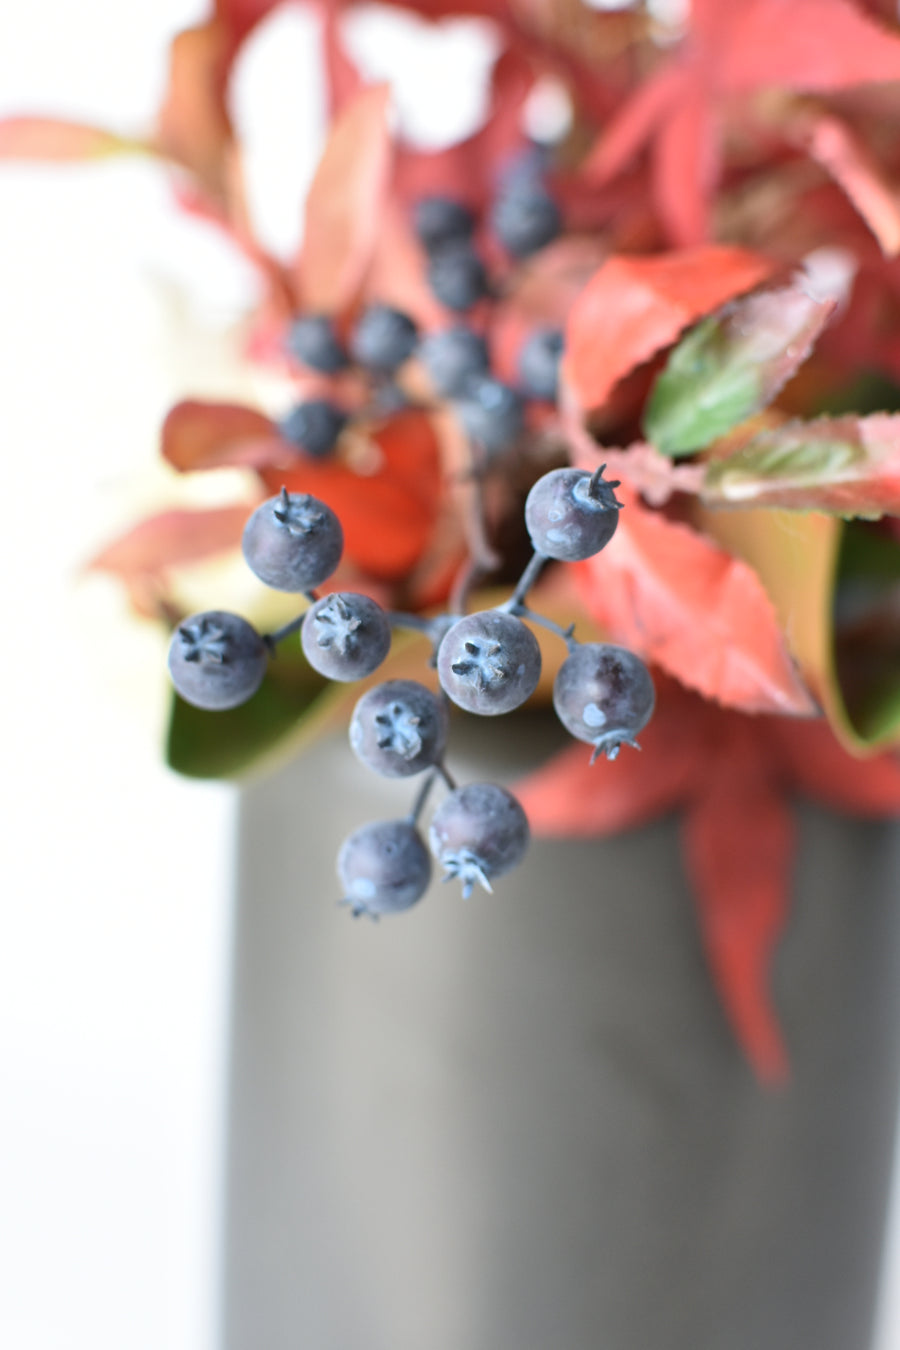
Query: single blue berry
[[301, 592, 391, 681], [350, 305, 419, 374], [278, 400, 347, 458], [420, 327, 490, 398], [524, 465, 622, 561], [413, 195, 475, 252], [284, 314, 347, 373], [338, 819, 431, 917], [168, 610, 267, 710], [491, 183, 561, 258], [349, 679, 448, 778], [437, 610, 541, 715], [242, 488, 343, 592], [553, 642, 655, 762], [453, 375, 525, 456], [518, 327, 564, 401], [428, 783, 529, 899], [427, 241, 490, 312]]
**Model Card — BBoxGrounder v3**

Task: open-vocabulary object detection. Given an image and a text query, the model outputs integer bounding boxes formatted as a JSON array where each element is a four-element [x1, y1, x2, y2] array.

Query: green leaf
[[833, 521, 900, 745], [166, 639, 332, 780], [645, 280, 837, 456]]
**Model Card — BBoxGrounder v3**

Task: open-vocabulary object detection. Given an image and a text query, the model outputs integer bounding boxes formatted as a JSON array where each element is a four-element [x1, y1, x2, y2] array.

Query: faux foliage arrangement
[[10, 0, 900, 1082]]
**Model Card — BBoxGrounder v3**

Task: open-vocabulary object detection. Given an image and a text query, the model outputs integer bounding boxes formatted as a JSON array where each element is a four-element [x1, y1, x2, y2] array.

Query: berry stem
[[438, 761, 457, 791], [407, 770, 438, 825], [509, 603, 577, 647], [502, 550, 547, 611], [263, 611, 307, 652], [449, 441, 501, 614]]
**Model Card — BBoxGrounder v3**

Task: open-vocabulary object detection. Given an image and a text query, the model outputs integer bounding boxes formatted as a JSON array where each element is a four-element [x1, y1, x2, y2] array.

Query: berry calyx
[[349, 679, 448, 777], [524, 465, 622, 561], [553, 642, 655, 761], [428, 783, 529, 898], [301, 592, 391, 681], [242, 488, 343, 592], [168, 611, 268, 710], [338, 819, 432, 917], [437, 610, 541, 715]]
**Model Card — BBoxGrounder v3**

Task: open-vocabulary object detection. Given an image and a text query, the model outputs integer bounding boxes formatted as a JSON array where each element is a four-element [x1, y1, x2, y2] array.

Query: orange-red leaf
[[294, 83, 393, 314], [771, 716, 900, 816], [682, 722, 794, 1084], [0, 117, 136, 161], [259, 409, 441, 579], [718, 0, 900, 94], [574, 482, 817, 715], [162, 400, 279, 472], [651, 79, 717, 247], [582, 64, 686, 186], [516, 677, 710, 835], [563, 246, 775, 411], [798, 113, 900, 257]]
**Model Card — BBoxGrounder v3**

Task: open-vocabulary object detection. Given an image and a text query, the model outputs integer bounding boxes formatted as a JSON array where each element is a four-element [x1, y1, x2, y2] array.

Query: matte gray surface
[[223, 713, 900, 1350]]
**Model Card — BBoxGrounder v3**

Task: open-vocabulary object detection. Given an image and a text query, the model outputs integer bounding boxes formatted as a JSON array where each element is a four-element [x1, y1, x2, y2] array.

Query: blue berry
[[278, 400, 347, 458], [427, 242, 490, 312], [428, 783, 529, 898], [168, 610, 267, 710], [524, 466, 622, 561], [350, 304, 419, 374], [349, 679, 448, 778], [420, 327, 489, 398], [553, 643, 655, 762], [518, 327, 564, 401], [491, 182, 561, 258], [284, 314, 347, 373], [338, 819, 431, 917], [453, 375, 524, 455], [242, 488, 343, 592], [413, 195, 475, 252], [301, 592, 391, 681], [437, 610, 541, 715]]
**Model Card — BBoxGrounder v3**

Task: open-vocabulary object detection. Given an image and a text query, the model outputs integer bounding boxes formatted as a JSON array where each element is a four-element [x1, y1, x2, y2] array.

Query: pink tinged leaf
[[574, 483, 817, 716], [294, 83, 393, 314], [86, 505, 251, 578], [682, 726, 794, 1085], [701, 414, 900, 516], [320, 5, 364, 115], [563, 246, 776, 412], [162, 401, 279, 472], [516, 679, 711, 836], [771, 716, 900, 817], [800, 114, 900, 257], [651, 78, 718, 247], [718, 0, 900, 93], [0, 117, 138, 161], [581, 63, 687, 186]]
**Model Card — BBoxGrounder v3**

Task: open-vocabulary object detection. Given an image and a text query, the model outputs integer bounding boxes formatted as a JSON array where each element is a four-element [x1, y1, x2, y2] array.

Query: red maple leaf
[[516, 674, 900, 1084]]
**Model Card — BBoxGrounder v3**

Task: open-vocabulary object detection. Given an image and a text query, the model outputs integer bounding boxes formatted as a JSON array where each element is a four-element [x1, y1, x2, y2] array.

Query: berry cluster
[[167, 459, 655, 919], [279, 172, 566, 465]]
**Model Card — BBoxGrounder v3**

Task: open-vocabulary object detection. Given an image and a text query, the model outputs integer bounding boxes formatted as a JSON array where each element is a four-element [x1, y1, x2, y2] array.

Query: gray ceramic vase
[[223, 711, 900, 1350]]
